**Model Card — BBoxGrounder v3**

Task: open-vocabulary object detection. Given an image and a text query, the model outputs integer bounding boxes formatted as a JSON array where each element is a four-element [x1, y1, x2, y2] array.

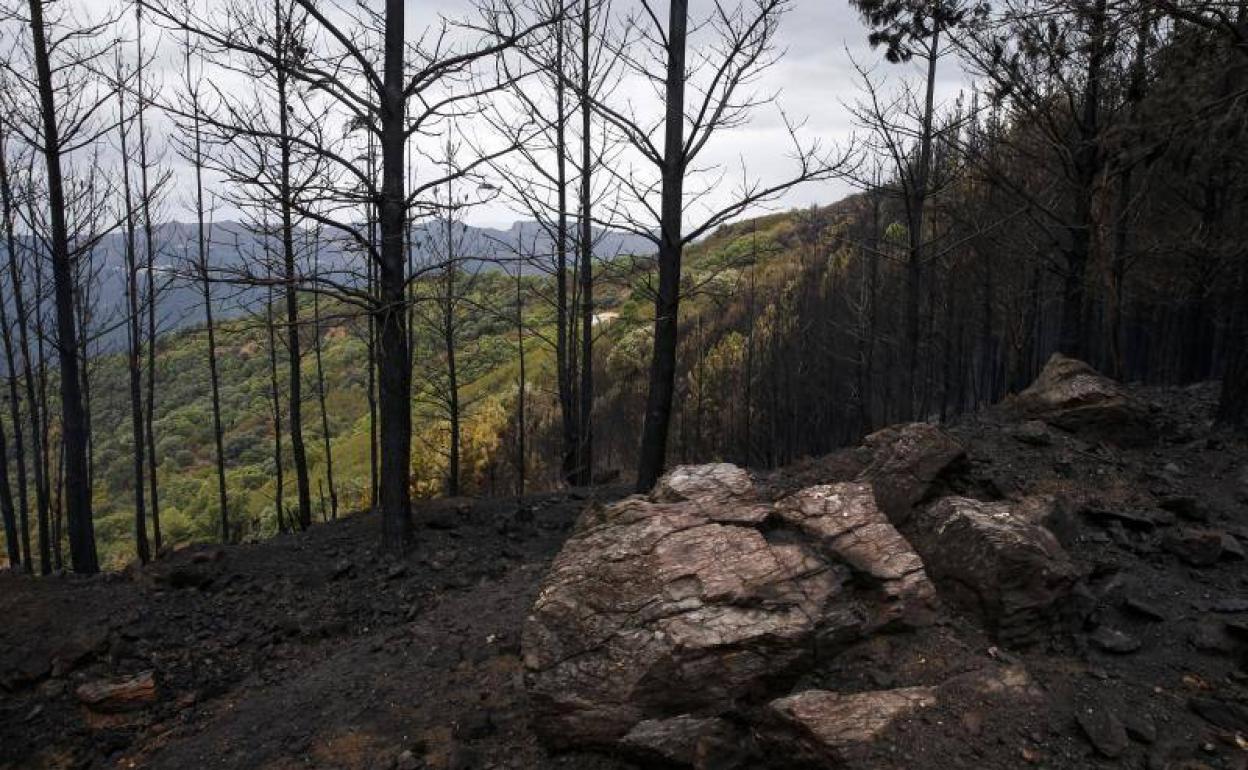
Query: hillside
[[29, 204, 841, 569], [2, 370, 1246, 769]]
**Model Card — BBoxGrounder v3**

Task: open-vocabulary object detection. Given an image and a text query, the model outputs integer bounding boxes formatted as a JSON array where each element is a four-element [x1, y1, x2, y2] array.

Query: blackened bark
[[135, 8, 161, 554], [635, 0, 688, 492], [1059, 0, 1106, 359], [27, 0, 98, 573], [0, 126, 29, 571], [274, 26, 312, 531], [377, 0, 412, 551], [576, 0, 594, 486], [117, 78, 150, 564], [312, 270, 337, 520], [266, 281, 285, 531]]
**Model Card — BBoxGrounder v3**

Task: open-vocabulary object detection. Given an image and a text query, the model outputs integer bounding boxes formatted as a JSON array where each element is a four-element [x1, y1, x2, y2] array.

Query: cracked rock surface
[[521, 466, 936, 750]]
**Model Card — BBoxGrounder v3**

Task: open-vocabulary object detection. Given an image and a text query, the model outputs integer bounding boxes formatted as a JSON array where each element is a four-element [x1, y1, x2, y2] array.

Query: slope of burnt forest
[[1, 369, 1247, 770]]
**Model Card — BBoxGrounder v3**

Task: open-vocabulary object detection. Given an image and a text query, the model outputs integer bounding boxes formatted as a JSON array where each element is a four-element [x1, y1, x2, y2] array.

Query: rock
[[1122, 711, 1157, 744], [1209, 597, 1248, 613], [619, 716, 751, 770], [0, 646, 52, 691], [1010, 420, 1052, 446], [773, 482, 940, 630], [651, 463, 755, 507], [162, 564, 216, 590], [1090, 627, 1142, 654], [857, 423, 966, 526], [1077, 702, 1130, 758], [1013, 354, 1153, 446], [50, 626, 109, 679], [189, 547, 225, 564], [75, 671, 157, 713], [905, 496, 1081, 648], [1189, 697, 1248, 732], [1159, 496, 1210, 523], [522, 465, 935, 749], [1188, 621, 1237, 656], [1163, 529, 1224, 567], [1122, 593, 1167, 621], [1220, 534, 1245, 561], [394, 749, 421, 770], [758, 687, 938, 766], [1082, 506, 1169, 532], [329, 559, 355, 581]]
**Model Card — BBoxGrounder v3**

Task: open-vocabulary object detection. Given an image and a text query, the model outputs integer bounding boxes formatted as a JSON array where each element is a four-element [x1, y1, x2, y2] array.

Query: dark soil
[[3, 382, 1248, 770], [0, 491, 639, 770]]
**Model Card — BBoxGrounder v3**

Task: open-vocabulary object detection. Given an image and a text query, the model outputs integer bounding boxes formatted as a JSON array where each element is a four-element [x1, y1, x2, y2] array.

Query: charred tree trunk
[[116, 77, 150, 564], [312, 264, 337, 521], [377, 0, 413, 551], [0, 126, 28, 571], [576, 0, 594, 486], [274, 7, 312, 530], [26, 0, 98, 573], [1059, 0, 1107, 359], [265, 280, 286, 533], [135, 8, 161, 554], [636, 0, 688, 492]]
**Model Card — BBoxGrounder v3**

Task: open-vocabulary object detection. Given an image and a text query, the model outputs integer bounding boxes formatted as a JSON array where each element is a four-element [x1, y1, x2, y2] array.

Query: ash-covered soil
[[1, 491, 638, 770], [3, 381, 1248, 769]]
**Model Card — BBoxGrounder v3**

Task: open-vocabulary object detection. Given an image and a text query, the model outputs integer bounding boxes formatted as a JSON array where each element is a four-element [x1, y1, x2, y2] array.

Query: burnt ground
[[0, 491, 639, 770], [3, 382, 1248, 770]]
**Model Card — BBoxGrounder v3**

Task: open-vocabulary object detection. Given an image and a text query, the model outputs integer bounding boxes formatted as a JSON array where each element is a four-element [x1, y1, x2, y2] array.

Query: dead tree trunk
[[635, 0, 688, 492], [26, 0, 98, 573], [116, 71, 150, 564]]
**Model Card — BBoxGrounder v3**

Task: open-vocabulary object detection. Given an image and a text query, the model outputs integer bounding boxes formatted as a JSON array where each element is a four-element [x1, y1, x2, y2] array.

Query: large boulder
[[906, 496, 1081, 648], [522, 465, 938, 750], [1012, 354, 1153, 445]]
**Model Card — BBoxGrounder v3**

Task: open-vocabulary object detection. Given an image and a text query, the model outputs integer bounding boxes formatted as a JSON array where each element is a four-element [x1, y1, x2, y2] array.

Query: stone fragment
[[906, 496, 1081, 647], [619, 716, 751, 770], [1163, 529, 1224, 567], [1090, 627, 1142, 654], [758, 687, 938, 766], [75, 671, 157, 713], [856, 423, 966, 526], [1077, 702, 1129, 759]]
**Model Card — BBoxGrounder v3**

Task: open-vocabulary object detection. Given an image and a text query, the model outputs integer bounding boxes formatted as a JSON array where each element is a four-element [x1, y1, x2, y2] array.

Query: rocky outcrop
[[1012, 354, 1153, 445], [521, 465, 937, 750], [905, 496, 1081, 648]]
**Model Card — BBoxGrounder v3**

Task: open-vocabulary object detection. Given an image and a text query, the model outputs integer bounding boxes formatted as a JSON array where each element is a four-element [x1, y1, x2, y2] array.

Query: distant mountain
[[75, 220, 654, 351]]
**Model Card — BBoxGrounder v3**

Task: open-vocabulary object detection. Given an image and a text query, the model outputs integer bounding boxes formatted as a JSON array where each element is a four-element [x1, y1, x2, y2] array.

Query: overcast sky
[[135, 0, 969, 229]]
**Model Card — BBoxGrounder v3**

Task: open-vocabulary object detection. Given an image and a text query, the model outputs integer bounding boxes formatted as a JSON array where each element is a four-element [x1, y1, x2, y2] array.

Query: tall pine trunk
[[0, 125, 28, 571], [116, 76, 150, 564], [135, 7, 161, 553], [26, 0, 98, 573], [636, 0, 688, 491], [377, 0, 413, 551], [576, 0, 595, 486]]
